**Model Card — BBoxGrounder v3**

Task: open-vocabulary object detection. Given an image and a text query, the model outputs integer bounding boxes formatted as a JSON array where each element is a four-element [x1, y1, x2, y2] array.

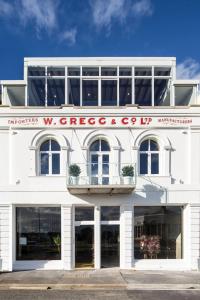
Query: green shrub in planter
[[122, 165, 134, 177], [69, 164, 81, 177]]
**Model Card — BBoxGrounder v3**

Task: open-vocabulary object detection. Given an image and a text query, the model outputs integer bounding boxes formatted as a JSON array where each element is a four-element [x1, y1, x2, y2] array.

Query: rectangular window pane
[[40, 153, 49, 175], [175, 86, 193, 106], [140, 153, 148, 174], [135, 67, 152, 76], [16, 207, 61, 260], [119, 67, 132, 76], [68, 79, 80, 106], [75, 207, 94, 221], [154, 79, 169, 106], [101, 67, 117, 76], [52, 153, 60, 174], [28, 78, 45, 106], [119, 79, 132, 106], [28, 67, 45, 76], [151, 153, 159, 174], [101, 80, 117, 106], [101, 206, 120, 221], [47, 67, 65, 76], [134, 206, 182, 259], [82, 67, 99, 76], [154, 67, 171, 76], [47, 79, 65, 106], [68, 67, 80, 76], [82, 80, 98, 106], [135, 79, 152, 106]]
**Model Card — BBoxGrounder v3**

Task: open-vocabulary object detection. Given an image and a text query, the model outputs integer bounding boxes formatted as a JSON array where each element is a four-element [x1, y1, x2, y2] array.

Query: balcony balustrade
[[67, 163, 136, 195]]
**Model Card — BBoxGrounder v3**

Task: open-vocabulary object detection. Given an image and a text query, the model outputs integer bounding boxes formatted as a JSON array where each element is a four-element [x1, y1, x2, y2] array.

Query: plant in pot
[[122, 165, 134, 185], [69, 164, 81, 185], [53, 235, 61, 254]]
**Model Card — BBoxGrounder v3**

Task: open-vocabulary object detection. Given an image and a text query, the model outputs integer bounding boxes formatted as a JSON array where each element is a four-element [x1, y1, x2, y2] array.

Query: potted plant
[[53, 235, 61, 254], [122, 165, 134, 184], [69, 164, 81, 185]]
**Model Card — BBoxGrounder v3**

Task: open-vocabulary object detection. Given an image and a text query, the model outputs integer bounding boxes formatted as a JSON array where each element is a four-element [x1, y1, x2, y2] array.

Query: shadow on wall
[[134, 184, 166, 204]]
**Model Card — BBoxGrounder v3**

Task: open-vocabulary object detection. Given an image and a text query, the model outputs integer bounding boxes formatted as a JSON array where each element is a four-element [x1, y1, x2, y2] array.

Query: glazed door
[[75, 225, 94, 268], [90, 153, 109, 185], [101, 225, 120, 268]]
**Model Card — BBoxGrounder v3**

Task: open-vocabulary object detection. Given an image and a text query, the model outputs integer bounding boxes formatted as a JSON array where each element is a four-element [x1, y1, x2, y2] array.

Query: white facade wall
[[0, 205, 11, 271], [0, 57, 200, 271]]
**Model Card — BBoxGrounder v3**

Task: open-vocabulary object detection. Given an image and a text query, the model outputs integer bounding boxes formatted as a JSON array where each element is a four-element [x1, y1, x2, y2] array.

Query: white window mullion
[[152, 66, 154, 106], [49, 152, 52, 175], [132, 66, 135, 104], [117, 66, 119, 106], [65, 66, 68, 104], [45, 66, 47, 107], [80, 66, 82, 106]]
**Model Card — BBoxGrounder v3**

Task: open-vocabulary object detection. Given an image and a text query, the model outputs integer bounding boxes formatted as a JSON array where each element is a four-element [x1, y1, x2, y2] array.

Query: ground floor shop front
[[0, 201, 197, 272]]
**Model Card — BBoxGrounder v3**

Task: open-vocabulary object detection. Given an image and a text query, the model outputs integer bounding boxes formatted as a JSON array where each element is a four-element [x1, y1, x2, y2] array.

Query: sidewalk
[[0, 269, 200, 290]]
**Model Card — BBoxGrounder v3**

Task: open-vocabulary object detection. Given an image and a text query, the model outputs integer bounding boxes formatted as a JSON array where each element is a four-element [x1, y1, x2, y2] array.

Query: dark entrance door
[[101, 225, 120, 268], [75, 225, 94, 268]]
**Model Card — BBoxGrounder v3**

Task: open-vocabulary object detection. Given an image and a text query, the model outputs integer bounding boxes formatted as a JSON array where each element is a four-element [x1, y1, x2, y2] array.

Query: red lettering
[[70, 118, 77, 125], [60, 117, 67, 125], [99, 117, 106, 125], [79, 117, 86, 125], [121, 117, 128, 125], [131, 117, 136, 124], [43, 117, 53, 125], [88, 118, 95, 125]]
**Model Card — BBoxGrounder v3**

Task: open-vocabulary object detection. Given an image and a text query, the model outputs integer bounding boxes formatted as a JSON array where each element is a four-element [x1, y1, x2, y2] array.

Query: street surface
[[0, 290, 200, 300]]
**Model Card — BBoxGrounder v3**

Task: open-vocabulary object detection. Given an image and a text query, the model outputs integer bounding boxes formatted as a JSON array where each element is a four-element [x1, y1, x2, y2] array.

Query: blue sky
[[0, 0, 200, 80]]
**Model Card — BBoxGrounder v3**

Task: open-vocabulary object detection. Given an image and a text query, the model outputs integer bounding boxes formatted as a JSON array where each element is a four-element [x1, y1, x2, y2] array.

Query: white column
[[61, 146, 69, 177], [94, 205, 101, 269], [112, 146, 120, 184], [0, 205, 11, 271], [120, 204, 134, 269], [62, 205, 73, 270], [29, 146, 37, 176]]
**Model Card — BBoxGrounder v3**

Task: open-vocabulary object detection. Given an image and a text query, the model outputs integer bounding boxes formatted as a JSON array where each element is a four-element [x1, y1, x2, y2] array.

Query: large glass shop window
[[134, 206, 182, 259], [16, 207, 61, 260]]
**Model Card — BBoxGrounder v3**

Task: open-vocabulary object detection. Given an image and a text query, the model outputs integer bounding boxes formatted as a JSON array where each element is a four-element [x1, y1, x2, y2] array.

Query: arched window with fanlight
[[89, 139, 110, 185], [139, 139, 159, 175], [39, 139, 61, 175]]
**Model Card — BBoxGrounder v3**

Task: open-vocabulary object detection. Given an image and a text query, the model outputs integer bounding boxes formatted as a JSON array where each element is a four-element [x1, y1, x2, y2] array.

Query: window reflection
[[82, 67, 99, 76], [135, 79, 152, 106], [39, 139, 60, 175], [119, 79, 132, 106], [101, 206, 120, 221], [101, 80, 117, 106], [47, 67, 65, 76], [75, 207, 94, 221], [68, 79, 80, 106], [27, 65, 172, 107], [139, 139, 159, 175], [28, 79, 45, 106], [101, 67, 117, 76], [16, 207, 61, 260], [68, 67, 80, 76], [134, 206, 182, 259], [47, 79, 65, 106], [82, 80, 98, 106]]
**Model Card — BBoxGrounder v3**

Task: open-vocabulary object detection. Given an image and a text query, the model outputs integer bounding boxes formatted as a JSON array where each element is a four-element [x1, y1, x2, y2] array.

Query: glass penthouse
[[0, 57, 199, 271]]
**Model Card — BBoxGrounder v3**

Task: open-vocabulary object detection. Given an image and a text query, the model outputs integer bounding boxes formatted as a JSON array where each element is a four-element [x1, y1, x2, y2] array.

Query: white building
[[0, 57, 200, 271]]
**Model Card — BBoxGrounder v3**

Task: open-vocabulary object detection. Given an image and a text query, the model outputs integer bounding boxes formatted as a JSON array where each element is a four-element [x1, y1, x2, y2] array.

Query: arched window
[[89, 139, 110, 184], [139, 139, 159, 175], [39, 139, 61, 175]]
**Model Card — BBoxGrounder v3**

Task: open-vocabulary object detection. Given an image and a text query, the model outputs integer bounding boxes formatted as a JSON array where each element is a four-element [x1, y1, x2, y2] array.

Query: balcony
[[67, 163, 136, 195]]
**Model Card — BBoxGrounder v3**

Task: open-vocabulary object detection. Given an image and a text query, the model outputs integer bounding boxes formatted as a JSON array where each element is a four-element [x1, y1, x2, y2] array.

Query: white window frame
[[39, 139, 61, 176], [89, 139, 110, 185], [139, 139, 160, 176]]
